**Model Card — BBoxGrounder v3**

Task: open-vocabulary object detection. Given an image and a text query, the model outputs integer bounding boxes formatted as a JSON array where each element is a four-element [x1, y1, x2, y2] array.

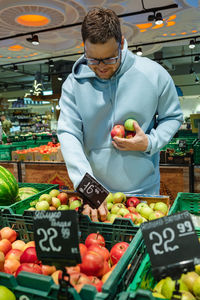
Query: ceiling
[[0, 0, 200, 98]]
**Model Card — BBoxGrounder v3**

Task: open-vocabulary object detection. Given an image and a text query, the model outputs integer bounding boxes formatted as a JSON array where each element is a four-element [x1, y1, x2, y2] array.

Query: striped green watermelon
[[0, 165, 19, 205], [18, 187, 39, 200]]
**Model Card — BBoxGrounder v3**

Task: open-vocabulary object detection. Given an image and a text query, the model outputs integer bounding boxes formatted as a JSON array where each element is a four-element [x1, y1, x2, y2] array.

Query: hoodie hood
[[72, 39, 134, 80]]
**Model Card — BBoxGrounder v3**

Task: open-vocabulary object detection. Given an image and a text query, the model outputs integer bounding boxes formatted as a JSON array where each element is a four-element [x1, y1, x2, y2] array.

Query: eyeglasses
[[84, 45, 121, 65]]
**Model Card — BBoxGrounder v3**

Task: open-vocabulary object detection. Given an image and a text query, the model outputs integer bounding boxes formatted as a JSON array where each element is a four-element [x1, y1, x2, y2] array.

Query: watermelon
[[18, 187, 39, 201], [0, 166, 19, 206]]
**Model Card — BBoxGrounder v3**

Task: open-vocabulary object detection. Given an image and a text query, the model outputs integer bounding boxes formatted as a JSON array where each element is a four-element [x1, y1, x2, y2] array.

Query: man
[[57, 8, 183, 221], [0, 115, 12, 136]]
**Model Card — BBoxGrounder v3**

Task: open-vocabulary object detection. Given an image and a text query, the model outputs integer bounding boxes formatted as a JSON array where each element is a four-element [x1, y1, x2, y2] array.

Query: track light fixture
[[189, 40, 195, 49], [13, 64, 18, 72], [26, 34, 40, 46], [136, 47, 143, 56], [148, 11, 163, 25], [195, 76, 199, 83], [49, 60, 54, 68], [194, 55, 200, 63]]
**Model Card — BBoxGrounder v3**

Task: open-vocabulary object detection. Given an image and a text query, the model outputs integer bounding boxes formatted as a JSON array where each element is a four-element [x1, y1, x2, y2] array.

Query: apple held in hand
[[126, 131, 136, 139], [111, 125, 125, 138], [124, 119, 136, 132], [126, 197, 140, 208], [110, 242, 129, 265]]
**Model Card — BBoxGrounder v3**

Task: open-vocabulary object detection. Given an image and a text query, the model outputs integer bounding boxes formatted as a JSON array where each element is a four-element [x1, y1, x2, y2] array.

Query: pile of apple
[[105, 192, 168, 224], [27, 189, 83, 211], [152, 268, 200, 299], [0, 227, 129, 294], [111, 118, 136, 139]]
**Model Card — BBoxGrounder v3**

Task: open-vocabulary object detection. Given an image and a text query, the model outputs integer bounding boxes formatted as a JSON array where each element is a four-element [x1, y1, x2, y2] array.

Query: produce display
[[106, 192, 169, 224], [27, 189, 82, 211], [111, 118, 136, 139], [0, 227, 129, 295]]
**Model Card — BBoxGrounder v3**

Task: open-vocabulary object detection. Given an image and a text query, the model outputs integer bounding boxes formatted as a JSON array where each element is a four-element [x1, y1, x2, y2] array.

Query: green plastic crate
[[0, 145, 11, 160], [0, 183, 59, 213], [0, 214, 142, 300]]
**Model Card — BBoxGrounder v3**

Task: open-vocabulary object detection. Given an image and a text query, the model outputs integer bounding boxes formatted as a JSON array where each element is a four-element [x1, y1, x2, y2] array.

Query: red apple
[[0, 239, 12, 255], [98, 260, 110, 277], [123, 213, 137, 223], [87, 244, 110, 261], [65, 265, 80, 274], [0, 227, 17, 243], [20, 247, 39, 264], [57, 192, 68, 205], [111, 125, 125, 138], [126, 197, 140, 208], [4, 258, 20, 274], [49, 206, 57, 211], [5, 249, 23, 262], [110, 242, 129, 265], [88, 276, 103, 292], [15, 263, 42, 277], [127, 207, 136, 213], [69, 196, 80, 205], [125, 131, 136, 139], [42, 264, 56, 276], [85, 233, 105, 248], [79, 251, 104, 277], [79, 243, 87, 259]]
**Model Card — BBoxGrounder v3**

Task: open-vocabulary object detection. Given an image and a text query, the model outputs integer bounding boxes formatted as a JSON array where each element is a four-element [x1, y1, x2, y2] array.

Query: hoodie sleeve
[[57, 75, 94, 189], [145, 74, 183, 155]]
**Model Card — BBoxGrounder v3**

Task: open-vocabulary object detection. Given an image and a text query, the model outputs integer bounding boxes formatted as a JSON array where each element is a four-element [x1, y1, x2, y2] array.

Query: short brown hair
[[81, 8, 122, 44]]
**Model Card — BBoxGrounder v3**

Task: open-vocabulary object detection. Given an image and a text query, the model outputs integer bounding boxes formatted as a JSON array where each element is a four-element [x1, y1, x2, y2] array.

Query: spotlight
[[194, 55, 200, 63], [58, 75, 63, 81], [155, 12, 163, 25], [26, 34, 39, 46], [13, 64, 18, 72], [136, 47, 143, 56], [49, 60, 54, 68], [189, 40, 195, 49]]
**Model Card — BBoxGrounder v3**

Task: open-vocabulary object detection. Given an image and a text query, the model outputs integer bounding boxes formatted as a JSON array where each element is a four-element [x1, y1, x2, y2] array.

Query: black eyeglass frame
[[84, 44, 121, 65]]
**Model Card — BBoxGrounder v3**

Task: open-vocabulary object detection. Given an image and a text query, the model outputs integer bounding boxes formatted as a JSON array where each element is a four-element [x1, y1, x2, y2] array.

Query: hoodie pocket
[[88, 147, 156, 192]]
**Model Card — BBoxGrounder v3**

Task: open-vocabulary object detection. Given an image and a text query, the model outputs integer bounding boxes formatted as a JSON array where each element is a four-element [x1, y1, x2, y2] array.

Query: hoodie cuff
[[144, 135, 152, 154]]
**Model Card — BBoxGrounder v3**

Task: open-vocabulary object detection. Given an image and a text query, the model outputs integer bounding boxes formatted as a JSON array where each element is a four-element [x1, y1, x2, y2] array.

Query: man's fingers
[[91, 208, 98, 222]]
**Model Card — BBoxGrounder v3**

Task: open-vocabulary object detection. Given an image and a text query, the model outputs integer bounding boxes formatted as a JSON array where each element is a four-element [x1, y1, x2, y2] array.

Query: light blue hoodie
[[57, 40, 183, 194]]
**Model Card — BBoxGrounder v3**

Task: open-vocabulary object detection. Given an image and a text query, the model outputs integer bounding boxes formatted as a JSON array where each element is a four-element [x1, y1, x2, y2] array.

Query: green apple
[[140, 206, 153, 220], [154, 202, 168, 215], [113, 192, 126, 204], [107, 214, 121, 223], [69, 200, 82, 210], [107, 202, 113, 210], [182, 271, 199, 292], [39, 193, 52, 204], [124, 119, 136, 131], [105, 193, 114, 203], [136, 202, 148, 213], [58, 205, 69, 210], [149, 211, 165, 221], [118, 208, 130, 216], [49, 189, 60, 197], [51, 197, 61, 208], [111, 203, 125, 215], [149, 203, 155, 210], [36, 200, 50, 210], [193, 277, 200, 298]]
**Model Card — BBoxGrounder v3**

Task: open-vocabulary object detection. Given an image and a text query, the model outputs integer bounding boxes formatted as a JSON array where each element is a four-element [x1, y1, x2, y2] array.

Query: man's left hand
[[112, 121, 148, 151]]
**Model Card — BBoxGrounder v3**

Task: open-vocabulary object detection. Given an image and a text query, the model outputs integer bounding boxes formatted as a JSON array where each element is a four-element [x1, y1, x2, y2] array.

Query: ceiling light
[[136, 47, 143, 56], [155, 12, 163, 25], [26, 34, 39, 46], [58, 75, 63, 81], [189, 40, 195, 49], [194, 55, 200, 63], [49, 60, 54, 68], [13, 64, 18, 72]]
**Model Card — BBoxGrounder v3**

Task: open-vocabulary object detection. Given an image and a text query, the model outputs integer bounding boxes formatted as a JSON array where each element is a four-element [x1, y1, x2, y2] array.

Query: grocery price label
[[141, 211, 200, 280], [33, 210, 81, 267], [77, 173, 109, 209]]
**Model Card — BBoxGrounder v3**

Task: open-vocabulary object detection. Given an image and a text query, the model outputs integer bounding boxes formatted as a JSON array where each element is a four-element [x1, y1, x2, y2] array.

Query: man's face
[[84, 37, 124, 80]]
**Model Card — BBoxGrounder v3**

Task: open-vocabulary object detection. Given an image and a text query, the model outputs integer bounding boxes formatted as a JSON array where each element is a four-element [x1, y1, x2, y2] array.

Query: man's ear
[[121, 36, 125, 50]]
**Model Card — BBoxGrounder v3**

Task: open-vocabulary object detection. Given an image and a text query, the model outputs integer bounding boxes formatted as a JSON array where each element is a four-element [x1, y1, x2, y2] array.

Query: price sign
[[33, 210, 81, 267], [179, 139, 187, 151], [141, 211, 200, 280], [77, 173, 109, 209]]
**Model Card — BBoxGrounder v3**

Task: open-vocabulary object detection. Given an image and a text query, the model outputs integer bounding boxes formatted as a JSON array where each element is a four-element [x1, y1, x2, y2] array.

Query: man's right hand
[[82, 200, 108, 222]]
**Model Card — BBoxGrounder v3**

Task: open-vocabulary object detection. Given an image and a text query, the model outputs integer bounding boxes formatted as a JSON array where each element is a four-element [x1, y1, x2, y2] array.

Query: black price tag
[[141, 211, 200, 280], [76, 173, 109, 209], [33, 210, 81, 267]]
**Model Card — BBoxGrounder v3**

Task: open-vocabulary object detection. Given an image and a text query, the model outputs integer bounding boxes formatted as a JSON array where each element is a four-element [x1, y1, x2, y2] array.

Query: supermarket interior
[[1, 1, 200, 300]]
